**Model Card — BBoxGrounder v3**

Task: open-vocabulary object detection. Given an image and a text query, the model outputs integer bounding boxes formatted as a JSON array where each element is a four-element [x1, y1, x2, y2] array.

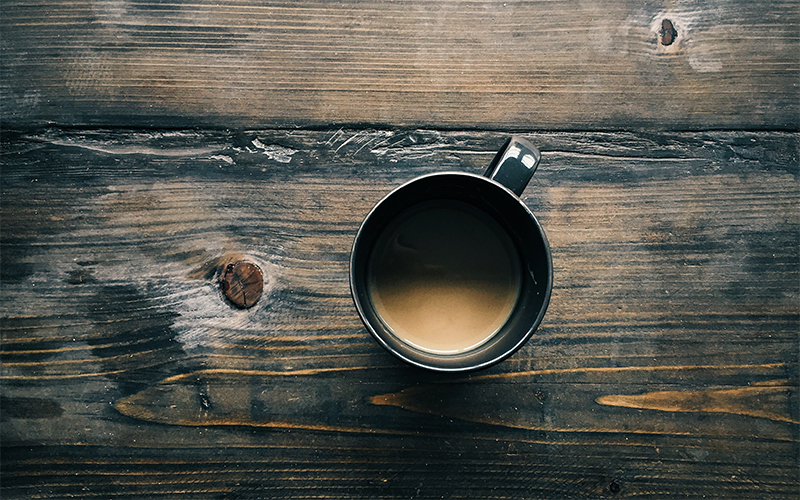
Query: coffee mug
[[350, 137, 552, 371]]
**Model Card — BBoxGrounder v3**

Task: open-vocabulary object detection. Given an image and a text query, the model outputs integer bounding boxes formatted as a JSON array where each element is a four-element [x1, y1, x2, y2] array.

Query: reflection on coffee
[[367, 200, 521, 354]]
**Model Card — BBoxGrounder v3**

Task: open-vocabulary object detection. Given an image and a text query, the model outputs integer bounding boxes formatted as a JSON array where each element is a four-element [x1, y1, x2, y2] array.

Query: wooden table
[[2, 1, 798, 498]]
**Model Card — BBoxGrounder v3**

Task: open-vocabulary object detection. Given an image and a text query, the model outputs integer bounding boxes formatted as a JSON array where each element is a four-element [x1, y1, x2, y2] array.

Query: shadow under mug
[[350, 137, 552, 372]]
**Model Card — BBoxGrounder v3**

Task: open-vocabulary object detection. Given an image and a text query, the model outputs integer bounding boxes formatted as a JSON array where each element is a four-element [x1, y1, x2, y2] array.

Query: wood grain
[[1, 128, 798, 498], [113, 363, 797, 437], [2, 0, 799, 129], [596, 381, 798, 424]]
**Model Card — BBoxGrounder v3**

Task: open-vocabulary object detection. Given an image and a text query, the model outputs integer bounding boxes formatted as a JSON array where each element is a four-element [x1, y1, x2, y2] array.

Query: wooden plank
[[1, 129, 798, 498], [2, 0, 799, 130]]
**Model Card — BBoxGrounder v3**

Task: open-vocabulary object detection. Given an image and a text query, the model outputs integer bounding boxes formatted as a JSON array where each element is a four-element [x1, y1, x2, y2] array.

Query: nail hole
[[660, 19, 677, 45], [198, 391, 212, 410], [608, 480, 621, 494]]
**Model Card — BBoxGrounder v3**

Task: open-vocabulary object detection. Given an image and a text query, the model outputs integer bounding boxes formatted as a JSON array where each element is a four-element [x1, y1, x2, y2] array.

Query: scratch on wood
[[324, 128, 345, 146], [333, 131, 364, 154]]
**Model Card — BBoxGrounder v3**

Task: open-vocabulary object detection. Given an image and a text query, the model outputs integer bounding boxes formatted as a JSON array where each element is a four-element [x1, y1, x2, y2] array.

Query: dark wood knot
[[220, 261, 264, 308], [660, 19, 677, 46]]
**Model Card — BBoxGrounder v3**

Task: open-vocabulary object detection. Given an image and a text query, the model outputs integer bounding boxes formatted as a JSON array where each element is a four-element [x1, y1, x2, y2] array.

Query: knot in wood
[[660, 19, 677, 46], [220, 261, 263, 308]]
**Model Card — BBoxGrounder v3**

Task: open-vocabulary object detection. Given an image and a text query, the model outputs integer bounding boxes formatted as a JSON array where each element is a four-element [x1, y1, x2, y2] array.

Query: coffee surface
[[367, 200, 521, 354]]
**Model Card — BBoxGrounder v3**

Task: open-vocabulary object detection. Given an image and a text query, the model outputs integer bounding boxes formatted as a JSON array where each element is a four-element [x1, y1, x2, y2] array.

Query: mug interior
[[350, 172, 552, 371]]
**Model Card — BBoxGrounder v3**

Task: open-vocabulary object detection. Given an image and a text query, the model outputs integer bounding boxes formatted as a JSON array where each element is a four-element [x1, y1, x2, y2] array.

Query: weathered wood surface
[[2, 0, 799, 130], [1, 129, 798, 498]]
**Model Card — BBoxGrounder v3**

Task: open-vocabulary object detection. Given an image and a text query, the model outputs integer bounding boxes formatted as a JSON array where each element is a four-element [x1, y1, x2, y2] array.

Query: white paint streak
[[688, 55, 723, 73], [28, 137, 220, 157], [209, 155, 235, 165], [249, 138, 297, 163]]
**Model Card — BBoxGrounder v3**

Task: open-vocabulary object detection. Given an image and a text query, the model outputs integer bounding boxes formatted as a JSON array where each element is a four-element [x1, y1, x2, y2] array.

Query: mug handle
[[484, 136, 541, 197]]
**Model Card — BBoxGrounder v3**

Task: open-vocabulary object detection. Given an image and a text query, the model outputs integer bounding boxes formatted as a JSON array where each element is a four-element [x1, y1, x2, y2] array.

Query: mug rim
[[350, 171, 552, 372]]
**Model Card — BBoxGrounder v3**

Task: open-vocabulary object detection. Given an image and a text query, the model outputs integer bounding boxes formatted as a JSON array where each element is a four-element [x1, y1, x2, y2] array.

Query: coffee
[[367, 200, 522, 354]]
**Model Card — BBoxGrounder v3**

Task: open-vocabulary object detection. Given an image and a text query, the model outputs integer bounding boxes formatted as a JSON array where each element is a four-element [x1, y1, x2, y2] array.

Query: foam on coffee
[[367, 200, 521, 354]]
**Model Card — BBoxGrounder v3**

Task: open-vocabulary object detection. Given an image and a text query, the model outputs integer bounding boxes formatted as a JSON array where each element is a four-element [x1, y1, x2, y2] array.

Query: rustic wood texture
[[2, 0, 799, 130], [1, 129, 798, 498]]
